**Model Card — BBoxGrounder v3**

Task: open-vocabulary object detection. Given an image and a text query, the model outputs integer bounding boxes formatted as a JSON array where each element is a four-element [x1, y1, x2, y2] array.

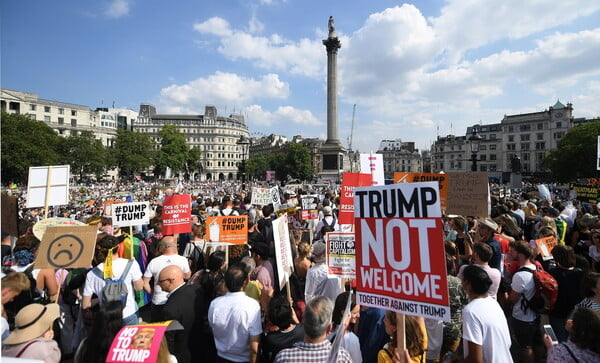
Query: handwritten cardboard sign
[[205, 215, 248, 245], [251, 187, 272, 206], [446, 172, 489, 217], [34, 225, 97, 269]]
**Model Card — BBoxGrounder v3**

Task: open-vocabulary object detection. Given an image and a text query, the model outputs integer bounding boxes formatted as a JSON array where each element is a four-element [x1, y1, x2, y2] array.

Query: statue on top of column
[[328, 16, 336, 38]]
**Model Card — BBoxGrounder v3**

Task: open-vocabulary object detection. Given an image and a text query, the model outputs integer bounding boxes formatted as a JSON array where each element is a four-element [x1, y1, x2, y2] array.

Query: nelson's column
[[320, 16, 347, 181]]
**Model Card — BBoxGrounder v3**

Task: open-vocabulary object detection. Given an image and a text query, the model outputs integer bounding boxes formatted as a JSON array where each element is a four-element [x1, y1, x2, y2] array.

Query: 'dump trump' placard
[[354, 181, 450, 321]]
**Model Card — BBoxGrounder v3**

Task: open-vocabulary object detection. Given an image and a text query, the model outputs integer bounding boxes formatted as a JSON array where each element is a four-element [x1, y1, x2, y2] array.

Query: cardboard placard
[[26, 165, 70, 208], [394, 172, 448, 210], [446, 172, 490, 218], [273, 215, 294, 289], [112, 202, 150, 227], [34, 225, 97, 269], [339, 172, 373, 225], [251, 187, 272, 206], [205, 215, 248, 245], [536, 236, 558, 261], [326, 232, 356, 278], [162, 194, 192, 235], [354, 182, 450, 321], [1, 194, 18, 236]]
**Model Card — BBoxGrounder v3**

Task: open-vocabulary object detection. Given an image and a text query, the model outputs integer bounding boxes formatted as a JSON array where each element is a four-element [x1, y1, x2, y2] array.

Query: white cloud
[[245, 104, 322, 127], [105, 0, 130, 18], [193, 17, 232, 37], [159, 72, 289, 114], [248, 10, 265, 34]]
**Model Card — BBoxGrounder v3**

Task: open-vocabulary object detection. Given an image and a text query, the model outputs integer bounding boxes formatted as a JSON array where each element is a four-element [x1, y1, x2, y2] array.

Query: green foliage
[[246, 154, 270, 180], [110, 129, 155, 177], [153, 125, 196, 178], [60, 130, 106, 181], [248, 143, 313, 182], [185, 146, 202, 176], [542, 121, 600, 182], [1, 112, 62, 183]]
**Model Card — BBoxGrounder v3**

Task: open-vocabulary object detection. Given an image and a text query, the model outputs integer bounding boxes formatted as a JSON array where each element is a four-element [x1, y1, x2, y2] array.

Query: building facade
[[377, 139, 422, 179], [133, 104, 249, 181]]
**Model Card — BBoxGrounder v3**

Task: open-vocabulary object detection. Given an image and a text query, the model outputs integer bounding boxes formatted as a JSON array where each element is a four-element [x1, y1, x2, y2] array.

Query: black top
[[261, 323, 305, 363], [549, 266, 584, 318]]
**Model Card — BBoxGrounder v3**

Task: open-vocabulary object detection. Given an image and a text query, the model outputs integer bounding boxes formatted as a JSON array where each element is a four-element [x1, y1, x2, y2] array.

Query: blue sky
[[2, 1, 600, 153]]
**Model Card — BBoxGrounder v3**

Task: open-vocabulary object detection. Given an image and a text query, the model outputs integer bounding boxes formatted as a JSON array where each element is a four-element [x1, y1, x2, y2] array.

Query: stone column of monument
[[320, 16, 346, 180]]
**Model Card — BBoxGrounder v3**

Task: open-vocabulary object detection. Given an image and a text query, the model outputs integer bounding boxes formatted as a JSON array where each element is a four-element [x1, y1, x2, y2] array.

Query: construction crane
[[348, 104, 356, 151]]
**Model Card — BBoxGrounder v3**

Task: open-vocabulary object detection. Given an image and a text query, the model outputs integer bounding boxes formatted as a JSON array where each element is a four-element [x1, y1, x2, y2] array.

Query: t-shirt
[[510, 264, 537, 322], [458, 264, 501, 299], [144, 254, 191, 305], [83, 258, 143, 319], [549, 267, 583, 318], [262, 324, 305, 363], [462, 297, 513, 363]]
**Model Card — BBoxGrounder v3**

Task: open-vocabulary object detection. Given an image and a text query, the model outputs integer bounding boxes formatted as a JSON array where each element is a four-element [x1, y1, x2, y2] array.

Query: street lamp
[[236, 135, 250, 182], [468, 125, 482, 172]]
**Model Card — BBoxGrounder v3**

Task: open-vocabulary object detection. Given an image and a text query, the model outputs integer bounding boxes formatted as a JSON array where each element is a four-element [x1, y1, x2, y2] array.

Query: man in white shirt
[[461, 265, 512, 363], [143, 235, 191, 321], [304, 241, 340, 304], [209, 262, 262, 363], [458, 242, 501, 299]]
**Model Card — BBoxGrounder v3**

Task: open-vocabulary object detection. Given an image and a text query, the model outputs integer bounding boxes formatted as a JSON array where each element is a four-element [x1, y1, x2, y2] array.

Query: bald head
[[158, 265, 185, 292], [159, 236, 178, 255]]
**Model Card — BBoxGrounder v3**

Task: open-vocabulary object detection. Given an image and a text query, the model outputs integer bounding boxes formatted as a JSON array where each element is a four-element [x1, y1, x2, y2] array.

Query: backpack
[[92, 259, 133, 305], [518, 266, 558, 314], [61, 268, 89, 305]]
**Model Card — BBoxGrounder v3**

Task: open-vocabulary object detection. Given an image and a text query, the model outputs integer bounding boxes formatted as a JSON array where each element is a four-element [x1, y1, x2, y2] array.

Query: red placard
[[162, 194, 192, 235], [354, 182, 450, 321], [338, 173, 373, 225]]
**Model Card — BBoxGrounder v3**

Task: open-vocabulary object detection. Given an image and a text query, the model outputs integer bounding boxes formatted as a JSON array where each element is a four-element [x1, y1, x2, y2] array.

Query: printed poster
[[205, 215, 248, 245], [162, 194, 192, 235], [326, 233, 356, 279]]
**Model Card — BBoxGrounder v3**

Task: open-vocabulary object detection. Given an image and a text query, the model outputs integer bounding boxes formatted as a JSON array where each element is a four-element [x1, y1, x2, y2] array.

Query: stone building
[[377, 139, 422, 179]]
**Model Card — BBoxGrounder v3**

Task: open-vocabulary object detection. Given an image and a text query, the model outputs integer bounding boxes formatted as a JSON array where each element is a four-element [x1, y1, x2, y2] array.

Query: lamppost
[[468, 125, 482, 172], [236, 135, 250, 183]]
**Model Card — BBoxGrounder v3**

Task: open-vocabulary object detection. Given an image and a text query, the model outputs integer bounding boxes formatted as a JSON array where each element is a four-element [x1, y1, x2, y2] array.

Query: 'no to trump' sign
[[354, 182, 450, 321]]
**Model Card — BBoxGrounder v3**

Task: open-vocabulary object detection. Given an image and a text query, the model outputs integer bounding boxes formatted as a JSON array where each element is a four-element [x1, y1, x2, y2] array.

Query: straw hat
[[579, 213, 599, 228], [478, 218, 499, 232], [5, 303, 60, 345]]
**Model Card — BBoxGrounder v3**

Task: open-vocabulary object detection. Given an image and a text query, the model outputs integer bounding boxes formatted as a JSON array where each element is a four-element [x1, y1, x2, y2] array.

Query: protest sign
[[301, 195, 319, 210], [205, 215, 248, 245], [446, 172, 489, 218], [34, 225, 97, 269], [354, 182, 450, 321], [106, 322, 176, 363], [301, 209, 319, 220], [360, 153, 383, 186], [112, 202, 150, 227], [273, 214, 294, 289], [251, 187, 272, 206], [103, 200, 126, 216], [326, 233, 356, 278], [536, 236, 558, 260], [339, 173, 372, 225], [270, 186, 283, 210], [32, 217, 86, 241], [162, 194, 192, 235], [394, 172, 448, 210], [26, 165, 70, 209], [570, 183, 600, 204]]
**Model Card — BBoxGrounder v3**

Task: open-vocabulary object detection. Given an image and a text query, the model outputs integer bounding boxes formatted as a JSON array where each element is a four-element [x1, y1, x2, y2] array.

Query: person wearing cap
[[477, 218, 503, 272], [304, 241, 341, 305], [2, 303, 61, 362]]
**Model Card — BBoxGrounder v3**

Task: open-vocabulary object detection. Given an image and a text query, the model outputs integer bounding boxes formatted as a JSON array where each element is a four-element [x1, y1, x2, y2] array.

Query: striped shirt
[[575, 298, 600, 313], [274, 340, 352, 363]]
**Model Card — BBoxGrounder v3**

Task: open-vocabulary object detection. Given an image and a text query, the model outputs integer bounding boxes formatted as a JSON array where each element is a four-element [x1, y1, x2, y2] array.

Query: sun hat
[[579, 213, 599, 228], [478, 218, 499, 232], [4, 303, 60, 345]]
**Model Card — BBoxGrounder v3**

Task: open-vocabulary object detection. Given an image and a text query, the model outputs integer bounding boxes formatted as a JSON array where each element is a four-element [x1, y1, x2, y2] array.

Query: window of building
[[71, 119, 77, 127], [490, 134, 496, 140], [508, 135, 514, 142], [521, 143, 530, 150], [490, 154, 496, 160], [507, 144, 516, 151], [489, 144, 496, 150], [553, 132, 564, 139], [58, 108, 64, 115], [71, 110, 77, 116], [480, 145, 487, 151], [44, 106, 51, 112], [480, 165, 487, 171], [489, 165, 497, 171], [523, 153, 530, 161], [480, 155, 487, 161], [556, 122, 562, 128], [58, 117, 64, 124], [508, 125, 514, 132], [520, 134, 530, 141], [44, 115, 51, 122], [535, 142, 545, 150], [30, 104, 36, 111], [520, 124, 531, 131], [537, 133, 544, 140], [537, 123, 543, 130]]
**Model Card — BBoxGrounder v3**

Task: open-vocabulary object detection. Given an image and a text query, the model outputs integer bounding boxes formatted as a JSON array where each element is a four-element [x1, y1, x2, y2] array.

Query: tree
[[1, 112, 62, 183], [153, 125, 191, 178], [246, 154, 270, 180], [266, 143, 313, 182], [60, 130, 106, 181], [542, 121, 600, 182], [185, 146, 202, 178], [110, 129, 155, 178]]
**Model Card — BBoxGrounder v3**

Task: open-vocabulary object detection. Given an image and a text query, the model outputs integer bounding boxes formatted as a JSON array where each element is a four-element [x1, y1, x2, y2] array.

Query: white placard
[[26, 165, 70, 208], [250, 187, 272, 206], [273, 214, 294, 290], [360, 153, 384, 186], [112, 202, 150, 227]]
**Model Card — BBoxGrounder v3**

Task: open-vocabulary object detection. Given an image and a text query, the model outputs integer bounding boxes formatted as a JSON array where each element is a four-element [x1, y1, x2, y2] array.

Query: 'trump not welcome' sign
[[354, 182, 450, 321]]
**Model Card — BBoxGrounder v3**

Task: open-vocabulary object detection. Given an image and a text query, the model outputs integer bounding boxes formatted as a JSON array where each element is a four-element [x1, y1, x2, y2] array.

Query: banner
[[106, 322, 173, 363], [326, 233, 356, 278], [273, 215, 294, 289], [112, 202, 150, 227], [570, 183, 600, 204], [536, 236, 558, 261], [251, 187, 272, 206], [354, 182, 450, 321], [394, 172, 448, 210], [26, 165, 70, 208], [162, 194, 192, 235], [359, 153, 383, 186], [301, 209, 319, 220], [205, 215, 248, 245], [339, 173, 373, 225], [446, 172, 489, 218], [34, 225, 97, 269]]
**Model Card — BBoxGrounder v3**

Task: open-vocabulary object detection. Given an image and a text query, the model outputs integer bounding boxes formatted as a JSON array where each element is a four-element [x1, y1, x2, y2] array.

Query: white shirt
[[304, 263, 341, 304], [510, 263, 537, 322], [458, 263, 502, 299], [208, 291, 262, 362], [143, 253, 191, 305], [83, 258, 143, 318], [462, 296, 513, 363]]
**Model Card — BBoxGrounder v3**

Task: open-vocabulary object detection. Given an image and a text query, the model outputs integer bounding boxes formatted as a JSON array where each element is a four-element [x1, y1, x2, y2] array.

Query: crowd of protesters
[[1, 179, 600, 363]]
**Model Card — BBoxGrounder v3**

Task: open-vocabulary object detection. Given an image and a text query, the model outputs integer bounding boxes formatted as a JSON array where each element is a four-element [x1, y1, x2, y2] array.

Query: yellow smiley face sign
[[34, 225, 97, 269]]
